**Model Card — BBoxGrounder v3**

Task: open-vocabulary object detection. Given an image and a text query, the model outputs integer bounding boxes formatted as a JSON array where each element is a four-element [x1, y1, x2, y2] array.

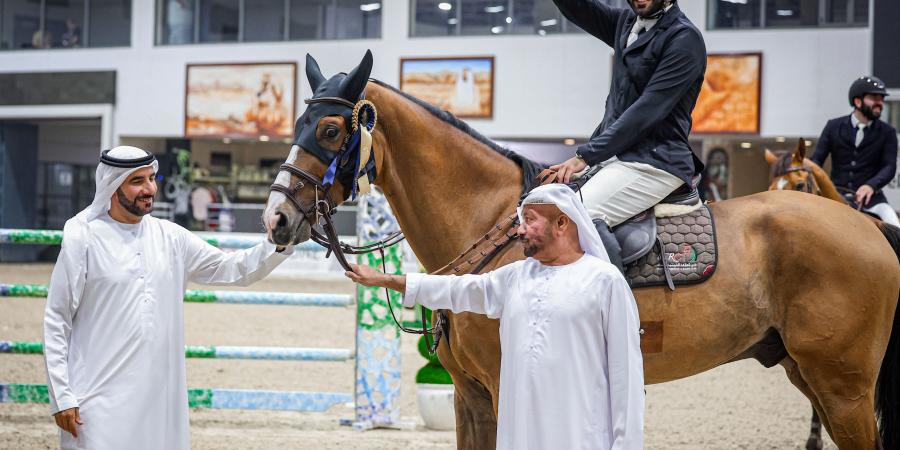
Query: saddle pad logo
[[666, 244, 698, 271]]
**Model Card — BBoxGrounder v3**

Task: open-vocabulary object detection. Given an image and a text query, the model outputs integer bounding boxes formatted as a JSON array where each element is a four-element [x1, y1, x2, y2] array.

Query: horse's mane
[[369, 79, 545, 193]]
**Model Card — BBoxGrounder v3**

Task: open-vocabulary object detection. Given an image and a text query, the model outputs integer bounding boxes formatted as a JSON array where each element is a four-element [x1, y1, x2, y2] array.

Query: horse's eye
[[324, 127, 339, 139], [795, 183, 805, 190]]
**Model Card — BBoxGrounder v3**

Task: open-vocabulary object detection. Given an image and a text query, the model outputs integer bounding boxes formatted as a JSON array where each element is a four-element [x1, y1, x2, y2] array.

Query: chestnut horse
[[766, 139, 896, 449], [265, 53, 900, 450]]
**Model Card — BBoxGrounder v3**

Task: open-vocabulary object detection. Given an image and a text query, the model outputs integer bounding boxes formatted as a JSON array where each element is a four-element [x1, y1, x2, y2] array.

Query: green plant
[[414, 307, 453, 384]]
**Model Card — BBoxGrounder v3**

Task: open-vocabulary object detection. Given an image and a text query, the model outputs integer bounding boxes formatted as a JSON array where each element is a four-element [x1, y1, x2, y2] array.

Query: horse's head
[[263, 50, 375, 246], [765, 138, 820, 195]]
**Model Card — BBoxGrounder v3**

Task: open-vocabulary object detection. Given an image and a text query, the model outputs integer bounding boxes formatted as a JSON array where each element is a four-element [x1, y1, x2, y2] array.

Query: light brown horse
[[765, 138, 892, 450], [264, 53, 900, 450]]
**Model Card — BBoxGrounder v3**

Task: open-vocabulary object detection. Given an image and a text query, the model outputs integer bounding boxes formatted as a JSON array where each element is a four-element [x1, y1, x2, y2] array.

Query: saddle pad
[[625, 205, 717, 289]]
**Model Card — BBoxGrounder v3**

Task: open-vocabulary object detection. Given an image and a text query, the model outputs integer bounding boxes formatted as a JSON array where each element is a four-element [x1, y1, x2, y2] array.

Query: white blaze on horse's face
[[776, 177, 788, 190], [263, 145, 300, 238]]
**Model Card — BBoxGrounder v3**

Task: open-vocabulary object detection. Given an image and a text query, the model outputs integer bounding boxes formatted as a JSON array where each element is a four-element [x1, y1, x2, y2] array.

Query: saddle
[[592, 175, 718, 290]]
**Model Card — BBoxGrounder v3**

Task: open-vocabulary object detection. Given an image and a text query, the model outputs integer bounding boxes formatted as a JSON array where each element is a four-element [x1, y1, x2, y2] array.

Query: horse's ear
[[340, 50, 373, 101], [306, 54, 326, 93], [764, 149, 778, 165], [793, 138, 806, 164]]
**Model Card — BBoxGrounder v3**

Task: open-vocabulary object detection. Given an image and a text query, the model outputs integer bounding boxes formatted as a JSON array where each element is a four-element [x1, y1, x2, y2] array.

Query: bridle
[[268, 94, 440, 350], [776, 165, 821, 195]]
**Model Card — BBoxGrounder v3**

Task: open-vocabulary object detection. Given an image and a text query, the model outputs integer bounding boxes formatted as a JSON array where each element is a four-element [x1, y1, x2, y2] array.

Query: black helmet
[[848, 76, 889, 107]]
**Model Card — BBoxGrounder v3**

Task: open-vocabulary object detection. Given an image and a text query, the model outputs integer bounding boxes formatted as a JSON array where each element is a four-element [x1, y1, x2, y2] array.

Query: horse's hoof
[[805, 438, 824, 450]]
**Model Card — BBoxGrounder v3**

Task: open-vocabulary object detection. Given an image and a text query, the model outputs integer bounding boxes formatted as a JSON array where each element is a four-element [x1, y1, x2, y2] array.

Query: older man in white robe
[[346, 184, 644, 450], [43, 146, 293, 450]]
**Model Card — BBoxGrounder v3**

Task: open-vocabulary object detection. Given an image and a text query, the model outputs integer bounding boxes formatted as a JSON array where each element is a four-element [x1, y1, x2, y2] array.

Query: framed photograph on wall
[[691, 53, 762, 134], [399, 56, 494, 119], [185, 62, 297, 139]]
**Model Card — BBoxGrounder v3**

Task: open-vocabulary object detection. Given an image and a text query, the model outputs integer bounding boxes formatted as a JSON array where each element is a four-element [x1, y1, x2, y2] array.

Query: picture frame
[[185, 62, 297, 139], [691, 52, 762, 135], [399, 56, 495, 119]]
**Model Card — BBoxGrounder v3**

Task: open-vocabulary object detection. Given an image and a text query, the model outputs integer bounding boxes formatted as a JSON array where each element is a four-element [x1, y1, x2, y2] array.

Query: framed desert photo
[[691, 53, 762, 134], [400, 57, 494, 119], [185, 62, 296, 139]]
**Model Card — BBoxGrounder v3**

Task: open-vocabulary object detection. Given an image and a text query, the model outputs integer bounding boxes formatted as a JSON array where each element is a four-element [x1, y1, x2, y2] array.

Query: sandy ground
[[0, 263, 836, 449]]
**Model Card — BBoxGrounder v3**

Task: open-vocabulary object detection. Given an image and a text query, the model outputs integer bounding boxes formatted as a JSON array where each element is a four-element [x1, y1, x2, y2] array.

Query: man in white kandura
[[346, 184, 645, 450], [43, 146, 293, 450]]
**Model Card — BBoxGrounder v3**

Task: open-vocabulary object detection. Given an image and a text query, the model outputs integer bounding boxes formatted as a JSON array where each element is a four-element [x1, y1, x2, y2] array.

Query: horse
[[264, 52, 900, 450], [766, 138, 895, 449]]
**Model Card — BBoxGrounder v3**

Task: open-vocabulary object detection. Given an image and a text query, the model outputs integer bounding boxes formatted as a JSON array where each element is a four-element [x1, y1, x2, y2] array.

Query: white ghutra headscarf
[[56, 146, 159, 311], [516, 184, 611, 263]]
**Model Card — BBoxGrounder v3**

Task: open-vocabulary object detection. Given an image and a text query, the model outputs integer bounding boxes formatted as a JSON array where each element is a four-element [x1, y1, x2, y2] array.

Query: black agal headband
[[100, 149, 156, 168]]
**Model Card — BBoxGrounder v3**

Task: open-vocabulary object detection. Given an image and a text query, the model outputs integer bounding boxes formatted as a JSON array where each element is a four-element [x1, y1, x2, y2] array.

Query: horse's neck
[[367, 85, 524, 271], [808, 161, 846, 204]]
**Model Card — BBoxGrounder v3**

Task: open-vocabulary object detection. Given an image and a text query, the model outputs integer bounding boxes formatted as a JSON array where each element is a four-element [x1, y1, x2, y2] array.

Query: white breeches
[[865, 202, 900, 227], [579, 160, 685, 227]]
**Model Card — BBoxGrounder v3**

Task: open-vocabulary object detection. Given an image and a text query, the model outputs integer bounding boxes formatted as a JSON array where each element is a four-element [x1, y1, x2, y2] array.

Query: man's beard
[[116, 188, 154, 216], [520, 228, 553, 257], [858, 102, 881, 121], [629, 0, 669, 18]]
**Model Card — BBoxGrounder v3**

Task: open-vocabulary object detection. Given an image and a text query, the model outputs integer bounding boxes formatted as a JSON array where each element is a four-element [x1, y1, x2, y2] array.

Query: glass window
[[333, 0, 380, 39], [412, 0, 457, 37], [460, 0, 507, 36], [824, 0, 849, 24], [199, 0, 238, 42], [88, 0, 131, 47], [708, 0, 761, 29], [159, 0, 194, 44], [244, 0, 283, 42], [289, 0, 330, 40], [764, 0, 818, 28], [852, 0, 868, 24], [0, 0, 42, 49], [45, 0, 85, 48]]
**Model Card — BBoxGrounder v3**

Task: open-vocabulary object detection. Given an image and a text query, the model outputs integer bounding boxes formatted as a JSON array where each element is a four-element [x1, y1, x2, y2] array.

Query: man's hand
[[54, 407, 82, 438], [345, 263, 407, 294], [856, 185, 875, 208], [549, 156, 588, 183], [345, 263, 389, 287]]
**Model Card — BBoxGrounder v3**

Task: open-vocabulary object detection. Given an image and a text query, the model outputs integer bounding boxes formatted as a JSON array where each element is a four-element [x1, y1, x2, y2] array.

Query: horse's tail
[[876, 220, 900, 449]]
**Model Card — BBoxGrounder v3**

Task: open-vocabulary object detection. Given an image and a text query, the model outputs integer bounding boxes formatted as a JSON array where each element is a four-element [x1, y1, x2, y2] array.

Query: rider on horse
[[811, 76, 899, 227], [549, 0, 707, 271]]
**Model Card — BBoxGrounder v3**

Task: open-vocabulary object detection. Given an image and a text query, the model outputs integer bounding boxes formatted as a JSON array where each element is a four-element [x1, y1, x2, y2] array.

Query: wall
[[0, 2, 874, 143]]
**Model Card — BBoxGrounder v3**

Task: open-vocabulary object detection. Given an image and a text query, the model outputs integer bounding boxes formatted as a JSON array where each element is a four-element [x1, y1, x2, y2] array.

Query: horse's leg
[[788, 348, 881, 449], [781, 356, 828, 450], [808, 408, 824, 450], [436, 329, 498, 450]]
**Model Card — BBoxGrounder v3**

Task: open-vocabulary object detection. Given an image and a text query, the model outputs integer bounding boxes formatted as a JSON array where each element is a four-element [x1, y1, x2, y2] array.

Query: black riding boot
[[592, 218, 624, 274]]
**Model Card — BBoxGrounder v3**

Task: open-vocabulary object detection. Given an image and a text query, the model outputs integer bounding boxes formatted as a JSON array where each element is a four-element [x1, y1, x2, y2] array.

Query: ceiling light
[[564, 138, 576, 145], [740, 142, 752, 149], [776, 9, 793, 16], [775, 136, 786, 143], [490, 26, 504, 34], [438, 2, 452, 11], [447, 18, 458, 25], [223, 138, 232, 144], [359, 2, 381, 12], [805, 140, 813, 147], [540, 19, 558, 27], [259, 135, 270, 142], [505, 16, 512, 24], [538, 29, 547, 36], [484, 5, 505, 13]]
